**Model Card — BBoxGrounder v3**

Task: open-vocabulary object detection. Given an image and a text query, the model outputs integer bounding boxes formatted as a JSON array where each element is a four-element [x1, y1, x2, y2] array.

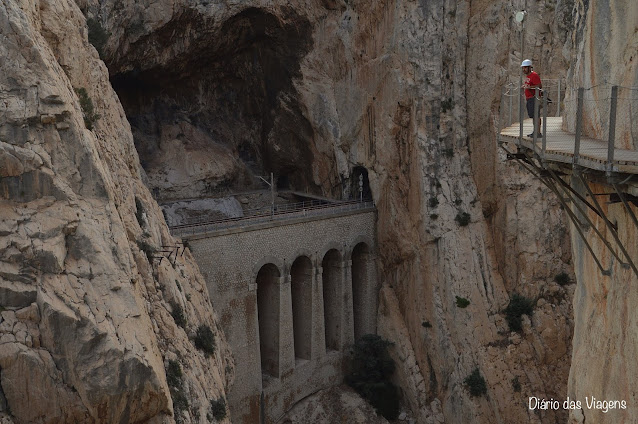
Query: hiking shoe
[[527, 133, 543, 138]]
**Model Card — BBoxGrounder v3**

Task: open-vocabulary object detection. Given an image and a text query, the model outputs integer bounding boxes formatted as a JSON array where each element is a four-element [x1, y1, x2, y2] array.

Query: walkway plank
[[499, 117, 638, 174]]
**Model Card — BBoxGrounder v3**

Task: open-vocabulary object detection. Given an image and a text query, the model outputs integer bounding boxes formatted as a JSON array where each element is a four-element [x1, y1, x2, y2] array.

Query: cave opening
[[109, 7, 317, 201]]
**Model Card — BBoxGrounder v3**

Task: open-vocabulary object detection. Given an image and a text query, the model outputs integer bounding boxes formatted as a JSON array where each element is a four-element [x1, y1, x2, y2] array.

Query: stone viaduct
[[181, 203, 378, 423]]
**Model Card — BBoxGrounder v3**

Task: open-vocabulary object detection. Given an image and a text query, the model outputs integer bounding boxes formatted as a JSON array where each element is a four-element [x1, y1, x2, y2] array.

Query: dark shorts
[[526, 97, 539, 118]]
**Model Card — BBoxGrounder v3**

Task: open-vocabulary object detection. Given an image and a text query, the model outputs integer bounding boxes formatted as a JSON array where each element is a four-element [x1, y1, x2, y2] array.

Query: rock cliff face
[[563, 1, 638, 423], [1, 0, 583, 422], [0, 0, 232, 423], [563, 0, 638, 147]]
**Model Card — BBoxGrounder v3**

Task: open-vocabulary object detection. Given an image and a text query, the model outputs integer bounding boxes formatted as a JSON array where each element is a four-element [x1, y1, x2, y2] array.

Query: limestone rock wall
[[0, 0, 232, 423], [564, 181, 638, 424], [563, 0, 638, 148], [562, 1, 638, 422]]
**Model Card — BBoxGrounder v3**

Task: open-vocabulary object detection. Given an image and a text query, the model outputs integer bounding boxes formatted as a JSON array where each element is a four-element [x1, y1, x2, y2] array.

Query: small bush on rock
[[194, 324, 216, 355], [455, 212, 471, 226], [170, 301, 187, 329], [346, 334, 399, 420], [74, 87, 100, 130], [455, 296, 470, 308], [166, 360, 182, 389], [464, 368, 487, 397], [87, 18, 109, 58], [208, 397, 227, 421], [512, 376, 521, 392], [504, 294, 534, 332], [136, 239, 155, 263], [135, 197, 146, 229], [554, 272, 570, 286], [165, 360, 188, 419]]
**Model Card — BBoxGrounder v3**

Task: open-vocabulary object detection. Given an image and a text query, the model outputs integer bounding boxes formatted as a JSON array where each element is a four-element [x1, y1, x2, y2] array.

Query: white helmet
[[521, 59, 533, 67]]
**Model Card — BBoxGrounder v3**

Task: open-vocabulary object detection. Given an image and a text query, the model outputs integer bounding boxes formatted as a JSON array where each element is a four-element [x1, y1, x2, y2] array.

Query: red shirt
[[524, 71, 542, 99]]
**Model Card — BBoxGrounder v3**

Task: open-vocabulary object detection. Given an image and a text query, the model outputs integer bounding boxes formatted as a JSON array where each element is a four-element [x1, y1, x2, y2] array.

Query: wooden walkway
[[499, 117, 638, 174]]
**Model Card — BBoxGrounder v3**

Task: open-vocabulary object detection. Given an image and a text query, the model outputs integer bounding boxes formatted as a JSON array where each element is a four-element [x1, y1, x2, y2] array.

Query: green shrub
[[87, 18, 109, 58], [172, 389, 189, 415], [422, 321, 432, 328], [136, 239, 155, 263], [170, 301, 187, 329], [428, 197, 439, 208], [74, 87, 100, 130], [455, 212, 471, 226], [430, 213, 439, 220], [554, 272, 570, 286], [455, 296, 470, 308], [166, 359, 182, 388], [194, 325, 216, 355], [135, 197, 145, 229], [504, 294, 534, 332], [441, 97, 454, 113], [512, 376, 521, 392], [443, 147, 454, 158], [208, 397, 227, 421], [464, 368, 487, 397], [165, 360, 188, 420], [346, 334, 399, 420]]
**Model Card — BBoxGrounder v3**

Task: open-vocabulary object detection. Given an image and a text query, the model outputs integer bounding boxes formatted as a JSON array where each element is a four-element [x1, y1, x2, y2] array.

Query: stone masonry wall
[[187, 210, 377, 423]]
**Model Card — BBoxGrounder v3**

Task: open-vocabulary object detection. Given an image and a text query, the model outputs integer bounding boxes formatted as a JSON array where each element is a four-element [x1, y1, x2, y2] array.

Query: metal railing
[[170, 199, 375, 237], [498, 81, 638, 174], [499, 79, 565, 130]]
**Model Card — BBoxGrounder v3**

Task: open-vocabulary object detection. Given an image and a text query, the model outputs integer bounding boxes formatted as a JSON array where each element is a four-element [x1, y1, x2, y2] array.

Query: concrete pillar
[[341, 259, 354, 348], [312, 266, 326, 360], [279, 274, 295, 376], [291, 257, 313, 361], [364, 253, 378, 336], [322, 251, 343, 351], [256, 265, 280, 378]]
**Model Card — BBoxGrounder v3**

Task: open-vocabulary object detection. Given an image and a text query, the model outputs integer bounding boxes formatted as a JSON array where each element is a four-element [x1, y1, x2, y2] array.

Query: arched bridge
[[175, 200, 378, 423]]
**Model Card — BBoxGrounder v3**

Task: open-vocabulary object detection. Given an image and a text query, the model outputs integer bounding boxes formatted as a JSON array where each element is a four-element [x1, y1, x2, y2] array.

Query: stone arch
[[322, 248, 342, 351], [319, 242, 345, 262], [351, 242, 372, 341], [256, 263, 281, 377], [252, 256, 284, 282], [290, 255, 313, 360], [346, 235, 375, 261], [286, 249, 315, 273]]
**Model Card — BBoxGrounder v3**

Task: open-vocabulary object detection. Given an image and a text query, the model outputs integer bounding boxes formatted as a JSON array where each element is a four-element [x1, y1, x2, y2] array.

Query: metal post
[[542, 91, 548, 160], [518, 18, 525, 147], [533, 87, 540, 152], [573, 87, 584, 165], [509, 86, 513, 127], [557, 79, 561, 117], [606, 85, 618, 176], [271, 172, 275, 216]]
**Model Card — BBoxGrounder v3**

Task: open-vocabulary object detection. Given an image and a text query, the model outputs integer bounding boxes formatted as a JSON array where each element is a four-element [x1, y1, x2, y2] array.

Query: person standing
[[522, 59, 542, 137]]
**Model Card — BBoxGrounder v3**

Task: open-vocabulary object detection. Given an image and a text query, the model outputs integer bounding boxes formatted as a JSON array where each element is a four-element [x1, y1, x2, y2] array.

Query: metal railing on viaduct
[[498, 81, 638, 278], [169, 198, 376, 238]]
